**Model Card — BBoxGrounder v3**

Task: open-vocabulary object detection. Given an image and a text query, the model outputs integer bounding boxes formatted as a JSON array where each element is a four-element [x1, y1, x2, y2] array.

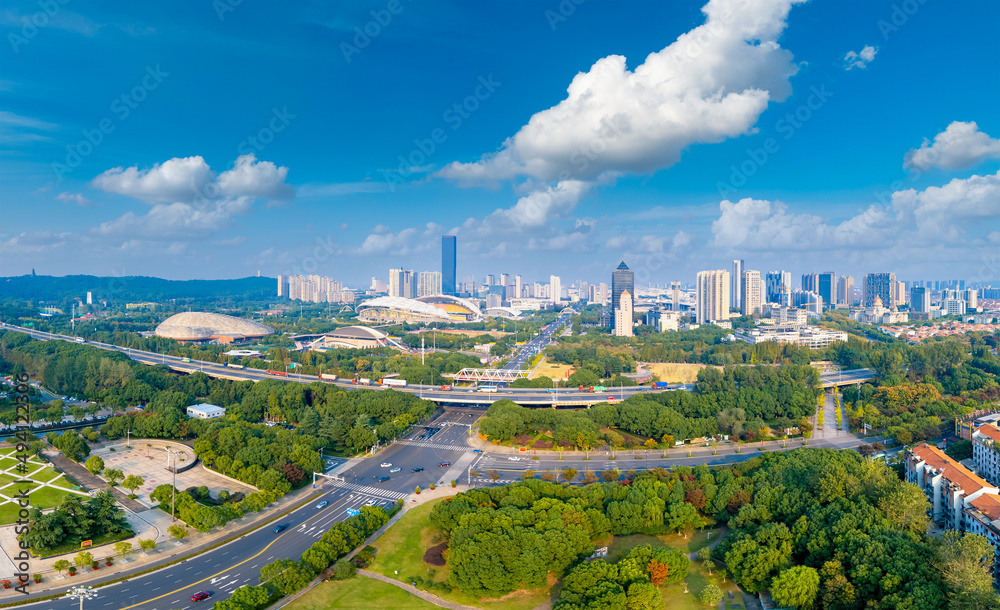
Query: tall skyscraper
[[696, 270, 730, 324], [277, 275, 287, 297], [837, 275, 854, 306], [515, 275, 523, 299], [965, 288, 979, 310], [671, 281, 681, 312], [732, 259, 744, 309], [613, 290, 633, 337], [818, 272, 836, 310], [801, 273, 819, 293], [417, 271, 442, 297], [766, 271, 791, 305], [741, 270, 764, 316], [389, 268, 415, 299], [911, 286, 930, 313], [612, 261, 635, 313], [442, 236, 456, 295], [863, 272, 896, 307], [550, 275, 561, 305]]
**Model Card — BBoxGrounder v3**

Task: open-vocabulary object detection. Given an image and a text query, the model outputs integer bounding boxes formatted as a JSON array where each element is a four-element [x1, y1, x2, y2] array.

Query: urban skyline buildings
[[613, 290, 633, 337], [732, 259, 744, 310], [442, 236, 456, 296], [612, 261, 634, 335], [696, 269, 730, 324], [741, 270, 764, 316]]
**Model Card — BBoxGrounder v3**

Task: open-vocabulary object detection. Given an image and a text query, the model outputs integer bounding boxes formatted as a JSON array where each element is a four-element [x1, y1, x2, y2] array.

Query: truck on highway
[[266, 369, 289, 376], [380, 378, 407, 387], [182, 358, 191, 363], [440, 385, 452, 391], [357, 378, 372, 385], [653, 381, 671, 388], [478, 386, 498, 393], [320, 373, 338, 381], [74, 337, 85, 343]]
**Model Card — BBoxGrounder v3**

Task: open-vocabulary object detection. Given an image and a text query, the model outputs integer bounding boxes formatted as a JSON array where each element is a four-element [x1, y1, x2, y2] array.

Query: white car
[[380, 462, 392, 468], [508, 456, 522, 461]]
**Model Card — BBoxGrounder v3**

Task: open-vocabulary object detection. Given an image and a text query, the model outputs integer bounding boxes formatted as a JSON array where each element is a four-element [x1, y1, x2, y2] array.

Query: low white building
[[735, 326, 848, 349], [186, 403, 226, 420]]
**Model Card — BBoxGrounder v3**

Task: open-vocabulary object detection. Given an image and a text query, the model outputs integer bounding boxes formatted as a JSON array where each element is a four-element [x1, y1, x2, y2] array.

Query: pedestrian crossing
[[396, 439, 472, 451], [324, 480, 408, 500]]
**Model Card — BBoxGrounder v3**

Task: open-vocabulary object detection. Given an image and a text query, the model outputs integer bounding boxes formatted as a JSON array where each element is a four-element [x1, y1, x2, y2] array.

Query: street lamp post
[[66, 585, 98, 610], [165, 449, 180, 522]]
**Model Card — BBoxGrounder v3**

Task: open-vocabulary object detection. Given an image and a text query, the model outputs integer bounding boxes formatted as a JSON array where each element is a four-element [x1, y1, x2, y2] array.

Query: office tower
[[277, 275, 287, 297], [895, 281, 907, 307], [801, 273, 818, 293], [818, 272, 836, 309], [863, 272, 896, 307], [597, 282, 610, 305], [417, 271, 443, 297], [86, 291, 92, 305], [911, 286, 930, 313], [500, 274, 509, 292], [579, 281, 589, 302], [612, 261, 635, 313], [613, 290, 633, 337], [960, 279, 966, 290], [837, 275, 854, 306], [515, 275, 523, 299], [671, 281, 681, 312], [389, 268, 415, 299], [732, 259, 744, 309], [741, 270, 764, 316], [696, 270, 730, 324], [550, 275, 561, 305], [486, 274, 496, 287], [442, 236, 456, 295], [942, 298, 967, 315], [766, 271, 792, 305]]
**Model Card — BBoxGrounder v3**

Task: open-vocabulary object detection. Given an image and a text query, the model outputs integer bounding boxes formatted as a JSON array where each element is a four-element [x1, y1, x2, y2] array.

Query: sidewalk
[[0, 477, 321, 598]]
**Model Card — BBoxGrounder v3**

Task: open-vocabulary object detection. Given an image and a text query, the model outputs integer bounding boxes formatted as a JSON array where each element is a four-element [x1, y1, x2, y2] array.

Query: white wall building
[[613, 290, 633, 337], [187, 403, 226, 420], [696, 270, 730, 325]]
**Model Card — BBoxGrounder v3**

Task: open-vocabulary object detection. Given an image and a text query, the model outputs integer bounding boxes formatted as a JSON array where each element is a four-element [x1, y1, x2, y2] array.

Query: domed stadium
[[155, 312, 274, 344], [357, 295, 483, 324]]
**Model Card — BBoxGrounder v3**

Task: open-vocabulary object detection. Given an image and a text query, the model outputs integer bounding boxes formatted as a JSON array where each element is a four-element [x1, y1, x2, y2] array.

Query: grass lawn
[[661, 559, 744, 610], [285, 576, 439, 610], [368, 499, 551, 610], [0, 457, 18, 471], [0, 483, 82, 524], [605, 528, 718, 563], [642, 363, 718, 384], [0, 472, 18, 487], [30, 467, 62, 483], [529, 357, 575, 380]]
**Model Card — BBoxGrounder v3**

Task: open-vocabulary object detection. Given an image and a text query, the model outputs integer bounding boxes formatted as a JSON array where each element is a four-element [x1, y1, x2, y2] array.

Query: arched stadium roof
[[357, 295, 483, 323], [415, 294, 483, 317], [155, 312, 274, 341]]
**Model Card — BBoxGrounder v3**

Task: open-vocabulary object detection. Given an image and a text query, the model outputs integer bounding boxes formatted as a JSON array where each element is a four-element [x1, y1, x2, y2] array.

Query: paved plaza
[[90, 440, 256, 508]]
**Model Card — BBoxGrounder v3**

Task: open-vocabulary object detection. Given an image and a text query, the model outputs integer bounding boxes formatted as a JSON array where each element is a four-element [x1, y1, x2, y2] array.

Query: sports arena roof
[[357, 295, 483, 323], [486, 306, 524, 319], [155, 312, 274, 342]]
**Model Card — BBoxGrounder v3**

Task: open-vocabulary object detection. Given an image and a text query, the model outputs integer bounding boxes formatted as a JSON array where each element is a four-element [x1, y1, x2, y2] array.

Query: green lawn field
[[285, 576, 439, 610]]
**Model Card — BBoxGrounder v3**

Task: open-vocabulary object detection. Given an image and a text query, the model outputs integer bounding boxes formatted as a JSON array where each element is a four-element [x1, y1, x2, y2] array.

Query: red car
[[191, 591, 211, 602]]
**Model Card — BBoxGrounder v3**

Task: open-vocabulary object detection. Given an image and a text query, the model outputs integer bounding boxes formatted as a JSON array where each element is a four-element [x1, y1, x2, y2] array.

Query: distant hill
[[0, 274, 276, 303]]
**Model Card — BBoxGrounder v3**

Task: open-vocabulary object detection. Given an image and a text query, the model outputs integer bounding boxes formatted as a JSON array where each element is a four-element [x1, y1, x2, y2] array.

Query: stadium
[[154, 312, 274, 344], [356, 295, 483, 324]]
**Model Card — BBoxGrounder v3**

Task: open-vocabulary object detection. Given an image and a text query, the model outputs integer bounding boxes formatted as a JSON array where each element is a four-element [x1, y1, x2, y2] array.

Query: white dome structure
[[155, 312, 274, 343]]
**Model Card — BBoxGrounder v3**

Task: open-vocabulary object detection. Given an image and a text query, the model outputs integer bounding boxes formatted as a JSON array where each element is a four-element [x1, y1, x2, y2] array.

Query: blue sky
[[1, 0, 999, 288]]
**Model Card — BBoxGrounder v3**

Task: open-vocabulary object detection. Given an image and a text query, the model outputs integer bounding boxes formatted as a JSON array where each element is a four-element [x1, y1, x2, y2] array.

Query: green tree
[[770, 566, 820, 610], [259, 558, 315, 595], [138, 538, 156, 552], [113, 541, 133, 559], [53, 559, 71, 575], [699, 584, 723, 607], [103, 468, 124, 485], [168, 524, 188, 541], [74, 551, 94, 568], [84, 455, 105, 475], [561, 467, 578, 483], [937, 531, 998, 610], [332, 559, 355, 580], [226, 585, 271, 609], [122, 474, 145, 496]]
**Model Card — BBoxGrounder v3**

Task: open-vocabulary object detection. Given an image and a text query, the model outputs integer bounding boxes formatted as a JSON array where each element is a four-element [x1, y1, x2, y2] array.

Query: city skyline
[[1, 0, 998, 287]]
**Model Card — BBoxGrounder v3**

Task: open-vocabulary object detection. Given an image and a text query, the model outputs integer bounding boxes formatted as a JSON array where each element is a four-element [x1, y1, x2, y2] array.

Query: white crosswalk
[[396, 439, 472, 451], [324, 480, 408, 500]]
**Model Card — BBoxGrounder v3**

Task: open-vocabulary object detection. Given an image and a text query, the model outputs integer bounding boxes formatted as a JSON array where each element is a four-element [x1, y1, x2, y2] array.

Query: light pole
[[67, 585, 98, 610], [165, 449, 180, 522]]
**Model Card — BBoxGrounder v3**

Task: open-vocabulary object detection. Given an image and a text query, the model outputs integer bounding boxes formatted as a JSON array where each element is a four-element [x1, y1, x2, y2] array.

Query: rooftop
[[911, 443, 992, 493]]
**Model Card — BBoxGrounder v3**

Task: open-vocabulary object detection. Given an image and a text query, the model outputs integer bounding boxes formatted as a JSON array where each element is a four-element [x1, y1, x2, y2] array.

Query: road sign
[[346, 508, 360, 517]]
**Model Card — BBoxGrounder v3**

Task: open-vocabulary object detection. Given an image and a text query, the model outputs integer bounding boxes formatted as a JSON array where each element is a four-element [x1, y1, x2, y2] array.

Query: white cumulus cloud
[[903, 121, 1000, 172], [56, 192, 96, 207], [843, 45, 877, 70]]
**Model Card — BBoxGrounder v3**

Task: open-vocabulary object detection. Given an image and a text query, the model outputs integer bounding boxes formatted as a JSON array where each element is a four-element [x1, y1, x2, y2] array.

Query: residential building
[[550, 275, 561, 305], [417, 271, 442, 297], [389, 269, 416, 299], [905, 443, 999, 531], [741, 270, 764, 316], [442, 235, 456, 295], [911, 286, 931, 313], [973, 424, 1000, 486], [646, 309, 680, 333], [763, 305, 809, 326], [671, 281, 681, 312], [864, 272, 897, 307], [943, 298, 968, 316], [966, 289, 979, 311], [613, 290, 633, 337], [801, 273, 818, 293], [277, 274, 288, 297], [696, 270, 730, 324], [837, 275, 855, 306], [732, 259, 744, 310]]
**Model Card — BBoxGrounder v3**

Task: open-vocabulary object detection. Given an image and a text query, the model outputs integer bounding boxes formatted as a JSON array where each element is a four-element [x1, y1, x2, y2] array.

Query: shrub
[[332, 559, 355, 580]]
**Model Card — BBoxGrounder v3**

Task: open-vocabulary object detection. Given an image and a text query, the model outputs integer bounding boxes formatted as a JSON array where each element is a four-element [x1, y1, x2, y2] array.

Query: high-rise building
[[732, 259, 744, 310], [965, 288, 979, 310], [515, 275, 523, 299], [579, 281, 589, 302], [741, 270, 764, 316], [766, 271, 791, 306], [801, 273, 819, 293], [417, 271, 442, 297], [277, 275, 288, 297], [389, 269, 415, 299], [863, 273, 896, 307], [818, 272, 836, 309], [550, 275, 561, 306], [696, 270, 730, 324], [442, 236, 456, 295], [86, 291, 92, 305], [837, 275, 854, 306], [894, 281, 907, 308], [612, 261, 634, 313], [911, 286, 930, 313], [613, 290, 633, 337], [671, 281, 681, 312]]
